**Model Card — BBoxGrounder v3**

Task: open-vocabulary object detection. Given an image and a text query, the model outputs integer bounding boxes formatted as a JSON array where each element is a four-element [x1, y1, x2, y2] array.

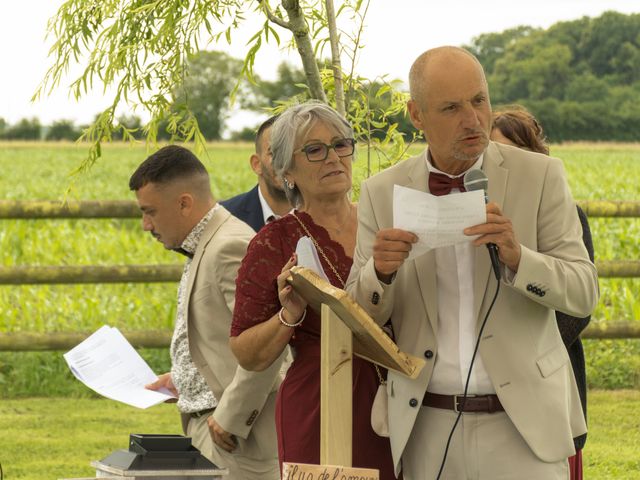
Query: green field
[[1, 142, 639, 387], [1, 141, 638, 328], [0, 391, 638, 479], [0, 141, 639, 478]]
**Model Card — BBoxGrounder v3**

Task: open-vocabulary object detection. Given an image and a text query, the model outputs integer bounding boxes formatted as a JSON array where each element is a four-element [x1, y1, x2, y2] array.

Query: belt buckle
[[454, 394, 476, 413]]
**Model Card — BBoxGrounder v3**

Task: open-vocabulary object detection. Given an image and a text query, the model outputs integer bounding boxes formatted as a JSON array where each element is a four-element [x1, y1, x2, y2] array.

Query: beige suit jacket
[[180, 206, 283, 461], [346, 142, 599, 473]]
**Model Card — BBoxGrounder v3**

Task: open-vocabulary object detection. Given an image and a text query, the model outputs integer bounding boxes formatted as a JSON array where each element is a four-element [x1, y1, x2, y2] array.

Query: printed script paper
[[64, 325, 176, 408], [393, 185, 486, 259]]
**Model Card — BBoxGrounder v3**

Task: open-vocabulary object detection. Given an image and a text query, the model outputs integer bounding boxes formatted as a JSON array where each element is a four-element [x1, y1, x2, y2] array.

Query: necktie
[[429, 171, 466, 196]]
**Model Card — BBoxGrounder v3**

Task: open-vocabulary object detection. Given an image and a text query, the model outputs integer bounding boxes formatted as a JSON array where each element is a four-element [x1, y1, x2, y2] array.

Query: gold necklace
[[292, 211, 385, 381], [314, 205, 353, 235], [291, 211, 345, 287]]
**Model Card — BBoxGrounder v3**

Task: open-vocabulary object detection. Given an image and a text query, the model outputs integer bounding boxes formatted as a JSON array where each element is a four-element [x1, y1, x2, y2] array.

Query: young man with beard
[[222, 116, 291, 231]]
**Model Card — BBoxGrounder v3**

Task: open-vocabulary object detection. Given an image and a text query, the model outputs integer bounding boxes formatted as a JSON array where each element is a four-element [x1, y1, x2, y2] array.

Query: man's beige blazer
[[181, 207, 283, 461], [346, 142, 599, 474]]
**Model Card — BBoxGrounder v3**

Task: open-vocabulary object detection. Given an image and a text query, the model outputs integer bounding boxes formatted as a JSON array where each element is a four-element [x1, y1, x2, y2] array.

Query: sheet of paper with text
[[393, 185, 486, 260], [64, 325, 176, 408]]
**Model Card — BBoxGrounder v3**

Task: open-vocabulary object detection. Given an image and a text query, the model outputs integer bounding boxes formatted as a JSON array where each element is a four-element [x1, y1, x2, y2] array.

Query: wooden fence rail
[[1, 199, 640, 219], [0, 265, 183, 284], [0, 261, 638, 285], [0, 321, 638, 352], [1, 199, 638, 347]]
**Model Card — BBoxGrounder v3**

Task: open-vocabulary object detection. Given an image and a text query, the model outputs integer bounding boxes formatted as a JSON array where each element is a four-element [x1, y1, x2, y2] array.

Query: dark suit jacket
[[220, 185, 264, 232], [556, 205, 594, 450]]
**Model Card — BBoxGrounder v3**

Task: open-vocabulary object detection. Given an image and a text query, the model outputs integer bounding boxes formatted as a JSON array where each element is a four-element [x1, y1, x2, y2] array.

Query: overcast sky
[[1, 0, 638, 129]]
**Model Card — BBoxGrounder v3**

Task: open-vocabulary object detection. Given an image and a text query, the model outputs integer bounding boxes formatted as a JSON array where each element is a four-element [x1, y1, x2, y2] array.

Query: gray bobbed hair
[[271, 100, 355, 208]]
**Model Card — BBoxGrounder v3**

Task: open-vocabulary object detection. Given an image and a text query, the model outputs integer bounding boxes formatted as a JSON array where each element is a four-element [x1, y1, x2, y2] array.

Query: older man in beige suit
[[346, 47, 598, 479], [130, 145, 283, 480]]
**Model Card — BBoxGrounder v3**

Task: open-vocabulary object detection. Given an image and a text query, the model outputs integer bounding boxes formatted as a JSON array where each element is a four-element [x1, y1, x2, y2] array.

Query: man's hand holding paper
[[64, 325, 177, 409], [372, 185, 489, 282], [372, 229, 418, 283], [392, 185, 486, 260]]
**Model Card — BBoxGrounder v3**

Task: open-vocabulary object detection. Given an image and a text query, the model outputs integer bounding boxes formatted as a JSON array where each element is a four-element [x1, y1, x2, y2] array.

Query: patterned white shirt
[[170, 205, 220, 413]]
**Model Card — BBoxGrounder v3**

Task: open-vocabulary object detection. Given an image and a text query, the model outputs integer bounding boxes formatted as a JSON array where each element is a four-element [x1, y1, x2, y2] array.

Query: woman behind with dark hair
[[491, 105, 592, 480], [492, 105, 549, 155], [229, 101, 396, 478]]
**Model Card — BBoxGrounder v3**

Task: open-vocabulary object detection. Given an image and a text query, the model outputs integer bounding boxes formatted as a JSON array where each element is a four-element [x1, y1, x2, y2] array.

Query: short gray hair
[[271, 101, 355, 208]]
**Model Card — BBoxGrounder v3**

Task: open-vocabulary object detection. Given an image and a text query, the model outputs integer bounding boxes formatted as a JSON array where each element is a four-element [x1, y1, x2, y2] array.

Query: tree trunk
[[281, 0, 327, 102], [325, 0, 345, 115]]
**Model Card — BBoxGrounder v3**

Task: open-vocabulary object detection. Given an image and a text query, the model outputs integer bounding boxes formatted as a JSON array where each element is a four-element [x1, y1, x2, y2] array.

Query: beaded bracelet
[[278, 307, 306, 328]]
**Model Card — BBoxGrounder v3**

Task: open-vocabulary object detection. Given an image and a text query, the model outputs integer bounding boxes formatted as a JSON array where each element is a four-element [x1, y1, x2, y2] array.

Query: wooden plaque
[[282, 462, 379, 480], [288, 266, 425, 379]]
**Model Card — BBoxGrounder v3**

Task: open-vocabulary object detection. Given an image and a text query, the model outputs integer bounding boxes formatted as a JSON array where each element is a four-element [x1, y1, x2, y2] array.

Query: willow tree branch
[[261, 0, 290, 29], [280, 0, 327, 102], [325, 0, 345, 115]]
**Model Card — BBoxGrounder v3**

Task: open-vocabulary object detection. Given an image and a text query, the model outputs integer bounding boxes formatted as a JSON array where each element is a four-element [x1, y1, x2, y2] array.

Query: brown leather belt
[[423, 392, 504, 413], [189, 407, 215, 419]]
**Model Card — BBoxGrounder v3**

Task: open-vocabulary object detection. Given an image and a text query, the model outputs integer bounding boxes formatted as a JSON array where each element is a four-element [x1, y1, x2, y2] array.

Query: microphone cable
[[435, 278, 501, 480]]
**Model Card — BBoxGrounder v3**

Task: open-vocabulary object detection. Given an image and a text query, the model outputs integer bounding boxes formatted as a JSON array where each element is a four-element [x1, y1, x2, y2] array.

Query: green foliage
[[45, 119, 83, 141], [35, 0, 255, 168], [229, 126, 259, 142], [341, 75, 421, 174], [2, 118, 42, 140], [112, 114, 144, 141], [36, 0, 413, 172], [466, 26, 539, 73], [172, 51, 250, 140], [251, 61, 309, 107], [468, 11, 640, 141], [584, 340, 640, 389]]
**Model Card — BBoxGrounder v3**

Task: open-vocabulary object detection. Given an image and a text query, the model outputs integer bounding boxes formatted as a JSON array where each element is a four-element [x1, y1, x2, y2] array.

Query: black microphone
[[463, 169, 501, 281]]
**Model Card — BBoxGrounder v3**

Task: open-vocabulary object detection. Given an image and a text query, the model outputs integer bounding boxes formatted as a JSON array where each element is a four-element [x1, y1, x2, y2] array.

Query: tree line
[[4, 11, 638, 143], [467, 10, 640, 142]]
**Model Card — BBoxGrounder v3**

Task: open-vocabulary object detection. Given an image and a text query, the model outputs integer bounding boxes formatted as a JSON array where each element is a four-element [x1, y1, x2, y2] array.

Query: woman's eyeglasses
[[296, 138, 355, 162]]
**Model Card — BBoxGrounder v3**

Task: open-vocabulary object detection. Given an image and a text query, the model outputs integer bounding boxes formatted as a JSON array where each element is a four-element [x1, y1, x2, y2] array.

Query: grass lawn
[[0, 398, 181, 479], [0, 390, 638, 479]]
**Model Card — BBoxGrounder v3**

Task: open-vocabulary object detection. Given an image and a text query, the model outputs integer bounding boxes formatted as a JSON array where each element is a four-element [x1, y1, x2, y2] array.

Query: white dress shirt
[[424, 151, 496, 395], [258, 185, 279, 224]]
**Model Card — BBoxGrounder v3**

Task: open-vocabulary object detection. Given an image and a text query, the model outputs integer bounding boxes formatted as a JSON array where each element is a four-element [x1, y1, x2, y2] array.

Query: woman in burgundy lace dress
[[229, 102, 396, 479]]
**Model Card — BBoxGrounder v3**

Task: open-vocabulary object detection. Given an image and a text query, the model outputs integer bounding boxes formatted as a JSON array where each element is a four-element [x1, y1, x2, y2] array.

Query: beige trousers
[[187, 414, 280, 480], [402, 406, 569, 480]]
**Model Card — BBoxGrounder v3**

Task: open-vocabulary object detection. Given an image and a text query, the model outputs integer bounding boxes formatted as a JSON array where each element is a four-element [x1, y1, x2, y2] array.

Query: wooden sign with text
[[282, 462, 379, 480]]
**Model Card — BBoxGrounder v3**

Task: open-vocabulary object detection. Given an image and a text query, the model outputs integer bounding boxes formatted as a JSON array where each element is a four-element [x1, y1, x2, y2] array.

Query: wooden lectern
[[283, 266, 425, 476]]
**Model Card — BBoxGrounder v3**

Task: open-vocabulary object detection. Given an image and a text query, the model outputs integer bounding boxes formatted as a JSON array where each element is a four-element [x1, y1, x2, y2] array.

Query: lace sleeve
[[230, 222, 290, 337]]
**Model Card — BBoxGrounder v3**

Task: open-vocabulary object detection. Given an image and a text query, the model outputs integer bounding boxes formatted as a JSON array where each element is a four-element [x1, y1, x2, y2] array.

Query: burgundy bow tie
[[429, 171, 466, 196]]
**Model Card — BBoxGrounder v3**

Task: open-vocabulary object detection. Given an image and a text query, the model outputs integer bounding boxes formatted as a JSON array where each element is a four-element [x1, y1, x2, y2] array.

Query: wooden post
[[320, 303, 353, 466]]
